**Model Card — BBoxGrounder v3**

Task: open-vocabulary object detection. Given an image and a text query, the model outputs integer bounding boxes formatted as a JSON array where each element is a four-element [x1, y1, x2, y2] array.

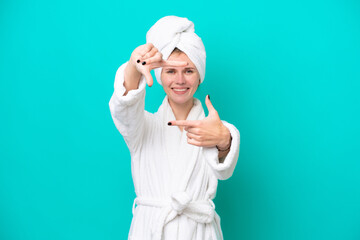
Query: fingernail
[[142, 61, 146, 65], [208, 94, 210, 100], [167, 122, 172, 126], [137, 59, 140, 63]]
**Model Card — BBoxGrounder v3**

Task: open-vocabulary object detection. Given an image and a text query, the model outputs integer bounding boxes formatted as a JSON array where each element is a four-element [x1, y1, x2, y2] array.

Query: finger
[[154, 60, 188, 68], [163, 60, 188, 67], [138, 43, 154, 57], [143, 52, 163, 66], [205, 95, 218, 116], [186, 127, 201, 135], [131, 52, 144, 64], [142, 70, 153, 87], [141, 47, 158, 61], [187, 137, 202, 147], [186, 132, 202, 141], [168, 120, 199, 127]]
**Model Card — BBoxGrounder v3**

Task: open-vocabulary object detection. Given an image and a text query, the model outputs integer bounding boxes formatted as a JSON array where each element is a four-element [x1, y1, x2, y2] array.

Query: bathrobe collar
[[158, 96, 205, 192]]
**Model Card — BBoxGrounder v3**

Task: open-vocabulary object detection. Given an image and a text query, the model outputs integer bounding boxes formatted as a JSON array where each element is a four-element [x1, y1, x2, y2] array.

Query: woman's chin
[[168, 95, 193, 106]]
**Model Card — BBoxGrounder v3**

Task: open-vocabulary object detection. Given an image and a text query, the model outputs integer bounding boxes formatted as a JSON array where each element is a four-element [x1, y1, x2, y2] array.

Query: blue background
[[1, 0, 360, 239]]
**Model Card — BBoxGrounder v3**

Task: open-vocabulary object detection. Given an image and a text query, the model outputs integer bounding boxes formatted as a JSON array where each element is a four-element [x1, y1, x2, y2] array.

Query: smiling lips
[[172, 88, 189, 95]]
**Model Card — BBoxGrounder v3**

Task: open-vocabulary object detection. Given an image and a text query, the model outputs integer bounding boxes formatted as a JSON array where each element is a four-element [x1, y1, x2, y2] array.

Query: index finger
[[159, 60, 188, 68], [168, 120, 199, 127]]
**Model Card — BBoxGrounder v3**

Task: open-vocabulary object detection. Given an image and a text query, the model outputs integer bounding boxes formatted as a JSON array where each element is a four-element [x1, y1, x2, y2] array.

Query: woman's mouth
[[172, 88, 189, 95]]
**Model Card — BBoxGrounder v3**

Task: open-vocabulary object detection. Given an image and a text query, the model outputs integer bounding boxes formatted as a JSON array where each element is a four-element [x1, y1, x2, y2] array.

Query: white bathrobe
[[109, 62, 240, 240]]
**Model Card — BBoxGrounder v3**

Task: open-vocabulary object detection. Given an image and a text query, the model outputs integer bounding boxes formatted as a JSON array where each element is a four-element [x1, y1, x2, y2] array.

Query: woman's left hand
[[168, 95, 231, 148]]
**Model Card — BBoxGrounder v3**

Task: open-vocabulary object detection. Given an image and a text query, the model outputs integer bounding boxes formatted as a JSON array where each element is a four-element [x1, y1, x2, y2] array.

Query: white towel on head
[[146, 16, 206, 85]]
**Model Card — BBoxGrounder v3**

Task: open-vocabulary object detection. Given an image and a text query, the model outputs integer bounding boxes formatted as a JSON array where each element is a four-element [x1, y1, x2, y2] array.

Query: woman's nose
[[175, 73, 186, 84]]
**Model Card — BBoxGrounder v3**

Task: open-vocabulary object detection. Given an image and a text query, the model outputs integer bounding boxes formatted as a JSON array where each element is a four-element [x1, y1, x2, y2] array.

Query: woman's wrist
[[216, 125, 232, 151], [216, 137, 231, 151]]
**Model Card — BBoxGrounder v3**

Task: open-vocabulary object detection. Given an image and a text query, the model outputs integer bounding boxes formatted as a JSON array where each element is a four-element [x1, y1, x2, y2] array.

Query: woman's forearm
[[123, 61, 142, 96]]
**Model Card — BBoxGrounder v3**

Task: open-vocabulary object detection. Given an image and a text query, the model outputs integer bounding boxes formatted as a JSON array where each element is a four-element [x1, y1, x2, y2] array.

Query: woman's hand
[[168, 95, 231, 149], [125, 43, 188, 88]]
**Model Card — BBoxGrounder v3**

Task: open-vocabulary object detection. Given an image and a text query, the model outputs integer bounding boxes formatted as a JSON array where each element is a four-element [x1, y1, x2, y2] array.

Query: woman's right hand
[[125, 43, 188, 87]]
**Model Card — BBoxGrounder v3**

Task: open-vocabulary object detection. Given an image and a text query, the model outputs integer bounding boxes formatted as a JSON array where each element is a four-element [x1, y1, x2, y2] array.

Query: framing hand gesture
[[128, 43, 188, 87], [168, 95, 231, 149]]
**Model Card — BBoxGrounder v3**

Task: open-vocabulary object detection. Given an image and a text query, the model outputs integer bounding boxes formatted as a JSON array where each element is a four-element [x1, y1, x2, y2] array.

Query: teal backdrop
[[1, 0, 360, 239]]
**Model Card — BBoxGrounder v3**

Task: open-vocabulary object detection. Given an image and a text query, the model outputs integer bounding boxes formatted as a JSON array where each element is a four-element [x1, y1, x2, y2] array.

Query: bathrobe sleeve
[[109, 61, 147, 151], [203, 121, 240, 180]]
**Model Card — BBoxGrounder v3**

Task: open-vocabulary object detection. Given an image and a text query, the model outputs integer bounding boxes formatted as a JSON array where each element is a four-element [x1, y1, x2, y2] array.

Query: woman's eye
[[186, 70, 193, 73], [166, 70, 174, 74]]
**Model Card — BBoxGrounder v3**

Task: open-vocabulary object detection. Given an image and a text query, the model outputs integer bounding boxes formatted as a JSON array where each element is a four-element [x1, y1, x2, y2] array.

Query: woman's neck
[[168, 98, 194, 122]]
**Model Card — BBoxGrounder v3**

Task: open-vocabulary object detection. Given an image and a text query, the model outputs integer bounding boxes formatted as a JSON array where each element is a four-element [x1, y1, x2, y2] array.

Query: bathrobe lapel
[[161, 96, 205, 193]]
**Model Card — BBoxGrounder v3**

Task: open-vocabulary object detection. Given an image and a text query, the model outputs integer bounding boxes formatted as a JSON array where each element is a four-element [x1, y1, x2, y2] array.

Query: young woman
[[109, 16, 240, 240]]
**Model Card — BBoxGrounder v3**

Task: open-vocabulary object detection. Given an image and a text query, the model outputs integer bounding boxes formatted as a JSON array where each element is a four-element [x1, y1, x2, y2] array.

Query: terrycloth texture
[[146, 16, 206, 85], [109, 62, 240, 240]]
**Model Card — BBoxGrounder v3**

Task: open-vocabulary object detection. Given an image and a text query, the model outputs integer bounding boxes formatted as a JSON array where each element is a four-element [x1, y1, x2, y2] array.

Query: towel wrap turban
[[146, 16, 206, 85]]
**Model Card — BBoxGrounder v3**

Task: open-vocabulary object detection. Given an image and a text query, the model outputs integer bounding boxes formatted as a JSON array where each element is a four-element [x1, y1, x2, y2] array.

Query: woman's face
[[161, 51, 200, 107]]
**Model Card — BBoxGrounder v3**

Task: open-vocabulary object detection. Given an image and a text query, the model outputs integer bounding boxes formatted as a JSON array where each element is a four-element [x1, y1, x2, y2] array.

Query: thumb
[[205, 95, 217, 116], [143, 70, 153, 87]]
